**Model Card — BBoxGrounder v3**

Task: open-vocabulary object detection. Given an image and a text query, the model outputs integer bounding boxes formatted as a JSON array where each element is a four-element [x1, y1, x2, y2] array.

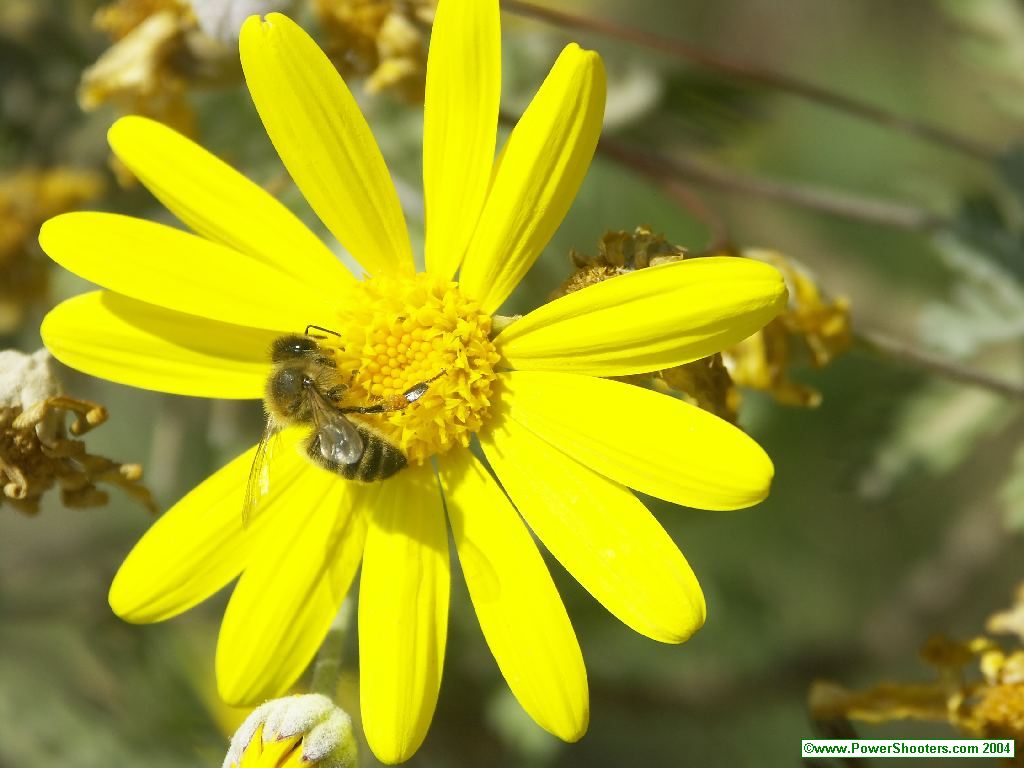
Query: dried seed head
[[0, 349, 156, 515]]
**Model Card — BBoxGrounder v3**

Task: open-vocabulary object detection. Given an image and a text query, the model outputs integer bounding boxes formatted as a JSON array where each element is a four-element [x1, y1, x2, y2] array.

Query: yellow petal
[[359, 465, 449, 764], [459, 44, 605, 312], [482, 413, 705, 643], [42, 292, 275, 399], [216, 467, 368, 706], [39, 213, 337, 333], [107, 115, 354, 291], [497, 257, 788, 376], [439, 450, 588, 740], [240, 13, 412, 277], [422, 0, 500, 279], [500, 371, 774, 510], [109, 429, 308, 623]]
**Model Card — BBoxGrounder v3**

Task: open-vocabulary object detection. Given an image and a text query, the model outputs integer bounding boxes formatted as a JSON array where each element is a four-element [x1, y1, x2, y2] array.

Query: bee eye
[[271, 335, 319, 362], [270, 367, 304, 405]]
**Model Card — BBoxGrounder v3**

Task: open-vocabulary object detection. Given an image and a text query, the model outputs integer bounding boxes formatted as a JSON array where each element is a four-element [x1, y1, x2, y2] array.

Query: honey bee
[[243, 326, 442, 522]]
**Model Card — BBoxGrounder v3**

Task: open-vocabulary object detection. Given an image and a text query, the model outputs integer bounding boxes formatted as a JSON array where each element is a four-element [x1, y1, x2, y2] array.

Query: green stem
[[310, 599, 353, 698]]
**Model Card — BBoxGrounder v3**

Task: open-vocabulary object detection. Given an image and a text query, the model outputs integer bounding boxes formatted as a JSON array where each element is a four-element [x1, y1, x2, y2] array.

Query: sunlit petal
[[359, 465, 449, 764], [439, 449, 588, 740], [107, 115, 353, 290], [499, 371, 774, 510], [459, 44, 605, 312], [42, 292, 274, 399], [422, 0, 500, 279], [482, 413, 705, 643], [39, 213, 337, 332], [109, 429, 308, 623], [240, 13, 413, 276], [216, 468, 368, 706], [497, 257, 788, 376]]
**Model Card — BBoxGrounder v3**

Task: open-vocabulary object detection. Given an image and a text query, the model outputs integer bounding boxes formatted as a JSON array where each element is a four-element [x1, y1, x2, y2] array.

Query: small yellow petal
[[109, 429, 307, 623], [216, 468, 368, 706], [499, 371, 774, 510], [107, 115, 353, 291], [39, 213, 337, 333], [460, 44, 605, 312], [42, 292, 275, 399], [240, 13, 413, 276], [482, 413, 705, 643], [422, 0, 500, 279], [497, 257, 788, 376], [359, 465, 449, 764], [439, 450, 588, 741]]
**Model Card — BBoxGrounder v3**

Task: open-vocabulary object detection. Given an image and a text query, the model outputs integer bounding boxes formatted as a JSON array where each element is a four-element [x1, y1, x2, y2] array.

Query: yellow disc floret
[[327, 272, 499, 464]]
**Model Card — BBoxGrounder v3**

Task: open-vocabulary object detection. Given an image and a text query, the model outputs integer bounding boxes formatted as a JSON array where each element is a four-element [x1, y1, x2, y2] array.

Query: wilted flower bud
[[223, 695, 357, 768], [0, 349, 155, 515]]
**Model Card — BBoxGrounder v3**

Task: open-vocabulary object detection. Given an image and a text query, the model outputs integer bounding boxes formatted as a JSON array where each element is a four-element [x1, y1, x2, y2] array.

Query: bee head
[[271, 335, 319, 363], [267, 365, 311, 418]]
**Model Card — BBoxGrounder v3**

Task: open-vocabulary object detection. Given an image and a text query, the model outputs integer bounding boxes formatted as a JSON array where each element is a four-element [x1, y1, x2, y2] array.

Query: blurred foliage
[[4, 0, 1024, 767]]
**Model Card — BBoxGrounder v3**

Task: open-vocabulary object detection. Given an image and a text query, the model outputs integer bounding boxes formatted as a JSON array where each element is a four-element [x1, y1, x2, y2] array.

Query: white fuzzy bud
[[188, 0, 295, 43], [223, 695, 357, 768]]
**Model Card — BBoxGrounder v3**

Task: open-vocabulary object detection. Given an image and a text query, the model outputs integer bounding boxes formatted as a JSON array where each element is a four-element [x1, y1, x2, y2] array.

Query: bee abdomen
[[308, 425, 407, 482], [343, 426, 406, 481]]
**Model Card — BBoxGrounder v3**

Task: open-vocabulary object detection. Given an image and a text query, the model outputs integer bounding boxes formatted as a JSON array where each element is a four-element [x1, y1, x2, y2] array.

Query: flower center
[[325, 272, 499, 465]]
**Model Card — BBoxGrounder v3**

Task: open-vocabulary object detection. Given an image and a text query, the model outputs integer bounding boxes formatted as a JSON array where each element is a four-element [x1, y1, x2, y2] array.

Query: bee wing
[[308, 386, 365, 465], [243, 420, 280, 527]]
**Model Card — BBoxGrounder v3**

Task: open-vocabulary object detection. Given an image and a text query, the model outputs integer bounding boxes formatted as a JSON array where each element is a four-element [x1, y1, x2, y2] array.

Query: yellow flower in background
[[39, 2, 787, 763]]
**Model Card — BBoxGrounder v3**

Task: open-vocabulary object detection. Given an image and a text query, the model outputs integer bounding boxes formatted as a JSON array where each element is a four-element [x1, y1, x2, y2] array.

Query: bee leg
[[401, 369, 446, 404], [340, 370, 447, 414], [339, 402, 405, 415]]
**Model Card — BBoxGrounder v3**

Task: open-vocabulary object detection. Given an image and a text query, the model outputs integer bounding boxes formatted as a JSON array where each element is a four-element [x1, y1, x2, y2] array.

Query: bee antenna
[[304, 324, 342, 338]]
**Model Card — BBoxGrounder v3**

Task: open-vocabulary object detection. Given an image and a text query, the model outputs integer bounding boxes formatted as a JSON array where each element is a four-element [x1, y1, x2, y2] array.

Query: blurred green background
[[4, 0, 1024, 765]]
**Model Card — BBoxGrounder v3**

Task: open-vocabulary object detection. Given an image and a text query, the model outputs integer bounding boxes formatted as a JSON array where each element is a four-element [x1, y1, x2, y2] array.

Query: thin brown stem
[[654, 176, 734, 253], [502, 0, 996, 161], [856, 329, 1024, 399], [600, 136, 950, 232]]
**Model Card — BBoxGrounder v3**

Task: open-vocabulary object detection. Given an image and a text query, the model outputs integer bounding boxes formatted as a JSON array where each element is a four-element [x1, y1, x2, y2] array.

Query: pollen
[[328, 272, 500, 465]]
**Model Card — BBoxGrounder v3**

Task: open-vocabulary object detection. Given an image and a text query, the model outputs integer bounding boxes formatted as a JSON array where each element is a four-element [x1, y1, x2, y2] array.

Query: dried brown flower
[[314, 0, 435, 100], [989, 584, 1024, 643], [557, 229, 852, 423], [728, 249, 852, 408], [80, 0, 252, 177], [0, 169, 105, 333], [80, 0, 202, 143], [809, 587, 1024, 764], [0, 349, 156, 515]]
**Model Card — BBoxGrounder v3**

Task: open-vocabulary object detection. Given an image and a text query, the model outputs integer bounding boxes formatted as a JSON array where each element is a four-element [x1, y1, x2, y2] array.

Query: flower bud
[[223, 695, 357, 768]]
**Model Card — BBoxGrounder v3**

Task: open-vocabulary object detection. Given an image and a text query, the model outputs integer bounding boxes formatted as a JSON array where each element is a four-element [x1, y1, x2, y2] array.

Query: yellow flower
[[38, 3, 787, 763]]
